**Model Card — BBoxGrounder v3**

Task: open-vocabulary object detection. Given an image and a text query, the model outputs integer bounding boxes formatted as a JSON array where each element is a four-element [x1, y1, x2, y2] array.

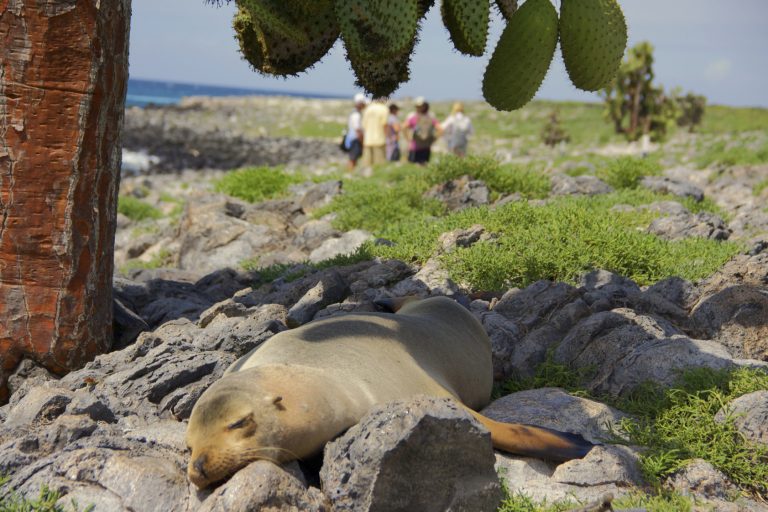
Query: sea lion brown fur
[[186, 296, 593, 488]]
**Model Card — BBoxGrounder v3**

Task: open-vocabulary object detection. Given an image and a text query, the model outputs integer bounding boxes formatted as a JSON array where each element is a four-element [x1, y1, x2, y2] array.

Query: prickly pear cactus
[[494, 0, 518, 20], [233, 0, 339, 76], [482, 0, 558, 111], [441, 0, 490, 56], [214, 0, 627, 108], [336, 0, 419, 59], [559, 0, 627, 91]]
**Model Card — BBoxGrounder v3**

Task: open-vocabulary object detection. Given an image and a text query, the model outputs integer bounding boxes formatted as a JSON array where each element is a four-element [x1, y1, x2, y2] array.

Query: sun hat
[[414, 96, 426, 107], [354, 92, 368, 105]]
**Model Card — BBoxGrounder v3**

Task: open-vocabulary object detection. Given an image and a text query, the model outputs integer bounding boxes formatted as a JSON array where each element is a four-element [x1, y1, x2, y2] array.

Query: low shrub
[[596, 156, 662, 190], [117, 196, 162, 221], [214, 166, 303, 203]]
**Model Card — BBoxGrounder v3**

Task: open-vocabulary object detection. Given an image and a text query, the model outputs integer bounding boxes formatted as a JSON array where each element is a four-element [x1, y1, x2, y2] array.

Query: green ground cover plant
[[214, 166, 303, 203], [117, 196, 163, 222], [754, 179, 768, 196], [0, 476, 92, 512], [497, 487, 697, 512], [695, 139, 768, 169], [595, 155, 663, 189], [699, 106, 768, 134], [497, 360, 768, 503], [360, 191, 739, 291]]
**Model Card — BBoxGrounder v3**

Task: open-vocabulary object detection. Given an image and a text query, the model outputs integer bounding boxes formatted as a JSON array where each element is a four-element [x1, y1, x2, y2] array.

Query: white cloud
[[705, 58, 732, 81]]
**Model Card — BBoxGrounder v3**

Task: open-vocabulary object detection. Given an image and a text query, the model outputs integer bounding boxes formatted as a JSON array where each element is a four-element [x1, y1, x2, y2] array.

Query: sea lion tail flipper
[[468, 410, 595, 462], [373, 296, 420, 313]]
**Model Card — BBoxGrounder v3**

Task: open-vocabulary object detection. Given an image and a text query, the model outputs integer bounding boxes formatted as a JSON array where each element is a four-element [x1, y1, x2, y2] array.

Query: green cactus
[[441, 0, 490, 57], [482, 0, 558, 111], [559, 0, 627, 91], [494, 0, 518, 20], [233, 1, 339, 77], [214, 0, 628, 109], [601, 41, 682, 142], [335, 0, 420, 60]]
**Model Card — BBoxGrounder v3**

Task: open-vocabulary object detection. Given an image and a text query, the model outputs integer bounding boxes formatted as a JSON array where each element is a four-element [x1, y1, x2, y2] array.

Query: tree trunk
[[0, 0, 131, 402]]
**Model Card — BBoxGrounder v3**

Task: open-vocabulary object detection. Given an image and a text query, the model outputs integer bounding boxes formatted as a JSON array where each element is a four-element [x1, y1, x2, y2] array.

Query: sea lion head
[[185, 376, 286, 488]]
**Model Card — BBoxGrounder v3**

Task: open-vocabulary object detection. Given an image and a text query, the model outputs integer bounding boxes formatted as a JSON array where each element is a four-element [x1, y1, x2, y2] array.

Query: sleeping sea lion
[[186, 296, 593, 488]]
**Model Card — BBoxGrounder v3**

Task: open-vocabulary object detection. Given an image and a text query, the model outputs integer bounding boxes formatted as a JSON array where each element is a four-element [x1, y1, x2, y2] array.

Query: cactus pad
[[494, 0, 518, 21], [233, 1, 339, 77], [441, 0, 490, 56], [482, 0, 558, 111], [559, 0, 627, 91], [336, 0, 419, 60]]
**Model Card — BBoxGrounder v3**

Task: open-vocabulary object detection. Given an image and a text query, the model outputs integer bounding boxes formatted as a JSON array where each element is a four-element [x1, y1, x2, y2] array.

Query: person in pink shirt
[[404, 97, 441, 165]]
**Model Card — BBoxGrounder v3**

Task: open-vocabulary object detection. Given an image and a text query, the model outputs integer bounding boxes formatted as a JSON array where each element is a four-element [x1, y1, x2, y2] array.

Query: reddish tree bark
[[0, 0, 131, 402]]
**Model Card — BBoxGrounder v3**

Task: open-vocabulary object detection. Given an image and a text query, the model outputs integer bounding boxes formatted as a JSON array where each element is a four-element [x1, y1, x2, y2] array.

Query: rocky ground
[[1, 97, 768, 511]]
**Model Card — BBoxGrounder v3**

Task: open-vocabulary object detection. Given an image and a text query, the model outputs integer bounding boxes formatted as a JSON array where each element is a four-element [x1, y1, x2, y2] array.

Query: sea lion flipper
[[467, 410, 595, 462]]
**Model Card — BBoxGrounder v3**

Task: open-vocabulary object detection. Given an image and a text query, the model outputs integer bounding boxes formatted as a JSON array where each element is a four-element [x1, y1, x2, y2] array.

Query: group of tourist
[[343, 93, 474, 171]]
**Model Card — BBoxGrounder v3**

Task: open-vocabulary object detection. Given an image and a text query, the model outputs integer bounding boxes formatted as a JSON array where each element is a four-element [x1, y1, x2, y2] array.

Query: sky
[[128, 1, 768, 107]]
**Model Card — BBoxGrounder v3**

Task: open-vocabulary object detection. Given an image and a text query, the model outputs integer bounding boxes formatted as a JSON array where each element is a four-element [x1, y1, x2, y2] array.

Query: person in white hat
[[343, 93, 367, 171]]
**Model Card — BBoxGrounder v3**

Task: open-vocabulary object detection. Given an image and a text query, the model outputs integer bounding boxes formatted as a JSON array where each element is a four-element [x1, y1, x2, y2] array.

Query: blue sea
[[126, 78, 345, 108]]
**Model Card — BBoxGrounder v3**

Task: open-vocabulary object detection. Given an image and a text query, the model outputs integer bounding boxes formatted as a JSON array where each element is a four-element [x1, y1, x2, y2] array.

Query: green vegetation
[[214, 166, 303, 203], [496, 360, 768, 502], [117, 196, 162, 222], [754, 179, 768, 197], [695, 139, 768, 169], [497, 487, 698, 512], [0, 476, 92, 512], [352, 191, 738, 290], [699, 105, 768, 134], [595, 155, 662, 189], [240, 247, 373, 284], [617, 367, 768, 497], [119, 249, 173, 274]]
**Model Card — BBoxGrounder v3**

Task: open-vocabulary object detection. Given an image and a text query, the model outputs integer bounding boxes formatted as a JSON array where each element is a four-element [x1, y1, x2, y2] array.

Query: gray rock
[[476, 310, 522, 381], [689, 284, 768, 361], [308, 229, 372, 263], [481, 388, 628, 444], [494, 281, 581, 331], [198, 461, 330, 512], [495, 444, 644, 504], [113, 297, 150, 349], [6, 359, 57, 407], [551, 174, 613, 196], [4, 387, 73, 428], [287, 270, 348, 327], [297, 179, 342, 213], [640, 176, 704, 202], [714, 391, 768, 446], [554, 309, 737, 396], [424, 176, 491, 210], [665, 458, 739, 501], [647, 211, 731, 241], [320, 396, 503, 512]]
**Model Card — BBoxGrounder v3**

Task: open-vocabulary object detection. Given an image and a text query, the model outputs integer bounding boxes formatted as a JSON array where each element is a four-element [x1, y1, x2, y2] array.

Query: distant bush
[[675, 91, 706, 132], [214, 166, 303, 203], [540, 110, 570, 147], [118, 196, 162, 221], [596, 156, 662, 189]]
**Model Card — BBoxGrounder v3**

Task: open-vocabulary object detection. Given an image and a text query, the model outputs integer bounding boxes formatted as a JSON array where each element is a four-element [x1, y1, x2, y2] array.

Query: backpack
[[412, 115, 436, 149]]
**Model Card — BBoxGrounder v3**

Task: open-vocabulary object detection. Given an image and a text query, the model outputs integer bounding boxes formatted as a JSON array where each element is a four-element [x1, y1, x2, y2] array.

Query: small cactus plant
[[541, 110, 570, 146], [209, 0, 628, 110]]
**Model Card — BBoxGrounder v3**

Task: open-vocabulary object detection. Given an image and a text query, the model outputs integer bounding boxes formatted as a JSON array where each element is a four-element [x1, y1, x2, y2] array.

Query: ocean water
[[126, 78, 344, 108]]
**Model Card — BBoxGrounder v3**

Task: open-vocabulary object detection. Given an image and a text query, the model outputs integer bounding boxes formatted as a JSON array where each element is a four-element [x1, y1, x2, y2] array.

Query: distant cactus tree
[[675, 91, 707, 132], [541, 110, 570, 146], [209, 0, 628, 111], [600, 41, 681, 142]]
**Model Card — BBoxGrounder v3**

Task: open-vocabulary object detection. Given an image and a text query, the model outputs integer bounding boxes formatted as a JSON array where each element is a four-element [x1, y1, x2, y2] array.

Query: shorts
[[348, 139, 363, 163], [408, 148, 431, 164]]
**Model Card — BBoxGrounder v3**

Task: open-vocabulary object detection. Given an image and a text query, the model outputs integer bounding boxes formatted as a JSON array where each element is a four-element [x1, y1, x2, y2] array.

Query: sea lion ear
[[265, 395, 283, 407]]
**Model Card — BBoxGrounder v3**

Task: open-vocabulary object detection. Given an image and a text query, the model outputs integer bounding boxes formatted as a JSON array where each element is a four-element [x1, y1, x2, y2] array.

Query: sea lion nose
[[193, 454, 208, 479]]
